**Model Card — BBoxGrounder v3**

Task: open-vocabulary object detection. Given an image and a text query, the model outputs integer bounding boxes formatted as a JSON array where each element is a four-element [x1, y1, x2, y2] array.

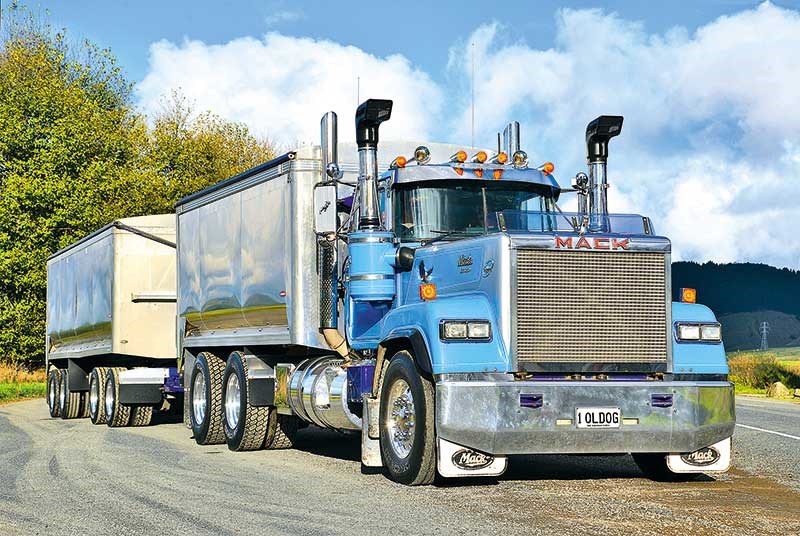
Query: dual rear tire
[[103, 368, 153, 428], [189, 351, 297, 450]]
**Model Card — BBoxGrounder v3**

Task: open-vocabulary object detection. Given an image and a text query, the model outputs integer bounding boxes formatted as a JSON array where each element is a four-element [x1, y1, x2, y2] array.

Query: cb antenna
[[470, 41, 475, 148]]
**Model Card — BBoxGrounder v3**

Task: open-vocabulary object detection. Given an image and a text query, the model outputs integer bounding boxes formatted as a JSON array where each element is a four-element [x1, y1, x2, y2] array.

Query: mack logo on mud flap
[[452, 449, 494, 470], [555, 237, 630, 250], [680, 447, 721, 466]]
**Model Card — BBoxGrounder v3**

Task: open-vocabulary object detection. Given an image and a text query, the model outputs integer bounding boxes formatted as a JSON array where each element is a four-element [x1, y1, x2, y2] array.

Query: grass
[[0, 363, 47, 403], [728, 350, 800, 396]]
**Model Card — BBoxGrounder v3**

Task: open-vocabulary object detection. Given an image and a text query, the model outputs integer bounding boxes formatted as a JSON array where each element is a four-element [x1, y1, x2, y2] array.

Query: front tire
[[632, 453, 699, 482], [222, 351, 270, 451], [47, 368, 63, 418], [190, 352, 226, 445], [379, 350, 436, 486]]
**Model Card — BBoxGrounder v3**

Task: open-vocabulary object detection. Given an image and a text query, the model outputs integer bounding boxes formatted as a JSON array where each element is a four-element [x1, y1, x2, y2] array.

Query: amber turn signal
[[419, 283, 437, 301], [391, 155, 407, 169], [680, 287, 697, 304]]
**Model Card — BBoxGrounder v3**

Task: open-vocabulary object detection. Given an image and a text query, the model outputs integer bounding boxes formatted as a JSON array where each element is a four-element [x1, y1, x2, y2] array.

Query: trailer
[[45, 215, 180, 425], [46, 100, 735, 486]]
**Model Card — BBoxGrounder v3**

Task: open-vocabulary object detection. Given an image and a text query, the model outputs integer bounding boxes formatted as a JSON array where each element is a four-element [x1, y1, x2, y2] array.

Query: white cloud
[[137, 34, 443, 146], [137, 2, 800, 268]]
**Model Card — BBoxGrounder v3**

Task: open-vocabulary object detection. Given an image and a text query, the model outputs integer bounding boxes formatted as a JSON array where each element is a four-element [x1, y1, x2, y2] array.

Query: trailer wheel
[[131, 406, 153, 427], [89, 367, 111, 424], [264, 413, 298, 450], [190, 351, 226, 445], [59, 369, 85, 419], [632, 453, 699, 482], [379, 350, 436, 486], [105, 368, 131, 427], [47, 368, 62, 418]]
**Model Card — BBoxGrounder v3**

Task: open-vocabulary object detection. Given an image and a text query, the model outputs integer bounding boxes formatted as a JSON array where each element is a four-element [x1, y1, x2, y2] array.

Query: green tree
[[0, 6, 274, 369]]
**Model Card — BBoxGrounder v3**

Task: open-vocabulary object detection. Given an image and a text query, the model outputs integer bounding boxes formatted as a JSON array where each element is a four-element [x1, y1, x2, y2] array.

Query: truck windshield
[[393, 181, 552, 242]]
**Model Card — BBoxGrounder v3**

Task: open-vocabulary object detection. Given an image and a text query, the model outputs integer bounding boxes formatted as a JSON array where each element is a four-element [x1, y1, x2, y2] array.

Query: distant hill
[[672, 262, 800, 351]]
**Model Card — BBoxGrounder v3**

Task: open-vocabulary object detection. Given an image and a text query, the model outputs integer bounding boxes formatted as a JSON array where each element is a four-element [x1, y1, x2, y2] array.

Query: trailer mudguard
[[378, 294, 508, 374], [671, 302, 728, 375]]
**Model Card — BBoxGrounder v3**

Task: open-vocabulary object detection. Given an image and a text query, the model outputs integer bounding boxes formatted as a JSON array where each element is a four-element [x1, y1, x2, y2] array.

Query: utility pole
[[759, 321, 770, 351]]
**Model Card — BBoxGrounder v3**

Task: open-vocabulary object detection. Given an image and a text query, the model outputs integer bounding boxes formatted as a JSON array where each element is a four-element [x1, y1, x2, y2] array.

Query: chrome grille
[[515, 249, 668, 364]]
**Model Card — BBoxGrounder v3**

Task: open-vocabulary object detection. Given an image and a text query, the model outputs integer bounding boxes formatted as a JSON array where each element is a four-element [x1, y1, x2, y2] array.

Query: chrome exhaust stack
[[502, 121, 520, 158], [585, 115, 623, 232], [318, 111, 349, 358], [355, 99, 393, 229]]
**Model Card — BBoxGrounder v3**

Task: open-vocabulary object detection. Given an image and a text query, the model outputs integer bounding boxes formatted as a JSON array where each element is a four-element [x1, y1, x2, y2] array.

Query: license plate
[[575, 407, 621, 429]]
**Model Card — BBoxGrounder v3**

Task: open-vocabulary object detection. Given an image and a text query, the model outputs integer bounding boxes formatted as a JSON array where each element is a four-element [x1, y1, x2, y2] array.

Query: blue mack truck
[[47, 98, 735, 486]]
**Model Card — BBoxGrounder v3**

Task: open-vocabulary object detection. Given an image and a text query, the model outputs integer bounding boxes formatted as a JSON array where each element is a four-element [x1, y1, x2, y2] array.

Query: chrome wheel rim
[[192, 371, 207, 425], [105, 377, 114, 418], [89, 375, 99, 416], [386, 379, 415, 459], [48, 376, 56, 410], [225, 373, 241, 430], [59, 376, 66, 411]]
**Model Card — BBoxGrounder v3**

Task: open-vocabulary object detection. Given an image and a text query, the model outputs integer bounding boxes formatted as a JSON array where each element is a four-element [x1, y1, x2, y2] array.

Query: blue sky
[[41, 1, 800, 268]]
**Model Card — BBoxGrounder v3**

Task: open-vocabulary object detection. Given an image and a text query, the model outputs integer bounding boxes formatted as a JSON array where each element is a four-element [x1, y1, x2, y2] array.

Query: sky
[[41, 0, 800, 269]]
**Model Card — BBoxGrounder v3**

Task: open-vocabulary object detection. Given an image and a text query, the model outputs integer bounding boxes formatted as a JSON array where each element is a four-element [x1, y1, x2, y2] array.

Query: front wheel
[[379, 350, 436, 486]]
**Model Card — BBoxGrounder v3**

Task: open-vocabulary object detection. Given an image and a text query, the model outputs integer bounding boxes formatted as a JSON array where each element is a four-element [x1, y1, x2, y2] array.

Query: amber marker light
[[419, 283, 437, 301], [454, 167, 464, 176], [681, 287, 697, 304], [539, 162, 555, 176], [450, 150, 468, 163], [493, 169, 503, 180], [391, 155, 407, 169], [491, 152, 508, 165], [473, 169, 484, 178], [472, 151, 488, 163]]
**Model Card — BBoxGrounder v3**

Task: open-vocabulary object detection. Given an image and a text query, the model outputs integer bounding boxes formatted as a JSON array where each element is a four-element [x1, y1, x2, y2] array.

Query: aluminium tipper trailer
[[45, 214, 181, 425]]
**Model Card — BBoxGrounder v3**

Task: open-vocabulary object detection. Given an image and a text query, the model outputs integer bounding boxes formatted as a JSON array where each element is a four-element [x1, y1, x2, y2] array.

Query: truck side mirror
[[313, 184, 338, 235]]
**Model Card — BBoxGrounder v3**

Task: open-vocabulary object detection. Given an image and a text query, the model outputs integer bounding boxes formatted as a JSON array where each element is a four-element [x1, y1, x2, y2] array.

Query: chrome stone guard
[[435, 377, 735, 455]]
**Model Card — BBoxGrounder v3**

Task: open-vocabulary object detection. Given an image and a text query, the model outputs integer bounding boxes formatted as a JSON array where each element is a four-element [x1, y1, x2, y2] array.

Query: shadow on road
[[289, 424, 718, 487]]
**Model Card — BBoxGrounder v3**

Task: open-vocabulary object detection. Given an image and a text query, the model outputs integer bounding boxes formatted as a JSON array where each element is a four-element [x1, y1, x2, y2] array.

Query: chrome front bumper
[[435, 378, 735, 455]]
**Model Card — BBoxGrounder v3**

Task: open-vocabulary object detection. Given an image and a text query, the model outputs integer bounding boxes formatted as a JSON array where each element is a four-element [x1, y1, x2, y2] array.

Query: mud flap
[[361, 395, 383, 467], [667, 437, 732, 473], [437, 437, 508, 478]]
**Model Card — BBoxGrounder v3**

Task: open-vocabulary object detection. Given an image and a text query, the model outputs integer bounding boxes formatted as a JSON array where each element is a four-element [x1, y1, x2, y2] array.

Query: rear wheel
[[47, 368, 62, 418], [59, 369, 85, 419], [105, 368, 131, 427], [632, 453, 699, 482], [190, 352, 226, 445], [379, 350, 436, 486], [131, 406, 153, 427], [222, 351, 271, 451], [89, 367, 111, 424], [263, 413, 298, 450]]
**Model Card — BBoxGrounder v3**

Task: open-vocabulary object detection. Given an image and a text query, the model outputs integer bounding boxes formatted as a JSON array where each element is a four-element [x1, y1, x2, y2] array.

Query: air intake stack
[[355, 99, 393, 229], [585, 115, 623, 232]]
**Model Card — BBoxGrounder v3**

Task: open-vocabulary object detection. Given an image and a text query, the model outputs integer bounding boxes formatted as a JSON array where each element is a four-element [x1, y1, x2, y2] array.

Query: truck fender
[[379, 328, 433, 376]]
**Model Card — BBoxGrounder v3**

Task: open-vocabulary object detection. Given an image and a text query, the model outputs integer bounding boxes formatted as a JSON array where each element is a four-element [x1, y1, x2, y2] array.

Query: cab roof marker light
[[413, 146, 431, 164], [537, 162, 555, 176], [512, 150, 528, 169], [471, 151, 488, 164], [490, 152, 508, 165], [680, 287, 697, 304], [390, 155, 407, 169], [450, 150, 468, 163]]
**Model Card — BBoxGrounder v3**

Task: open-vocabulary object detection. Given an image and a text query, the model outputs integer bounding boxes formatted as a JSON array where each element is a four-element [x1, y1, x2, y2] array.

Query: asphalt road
[[1, 396, 798, 536]]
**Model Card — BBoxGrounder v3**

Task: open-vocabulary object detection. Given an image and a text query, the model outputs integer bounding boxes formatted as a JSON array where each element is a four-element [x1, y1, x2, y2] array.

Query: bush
[[728, 352, 800, 389]]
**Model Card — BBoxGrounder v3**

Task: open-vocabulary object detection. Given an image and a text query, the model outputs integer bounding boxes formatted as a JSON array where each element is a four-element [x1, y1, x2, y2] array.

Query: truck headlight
[[675, 322, 721, 342], [440, 320, 492, 341]]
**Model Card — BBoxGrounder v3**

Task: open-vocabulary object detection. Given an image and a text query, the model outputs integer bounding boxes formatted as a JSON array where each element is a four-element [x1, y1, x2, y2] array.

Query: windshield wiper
[[422, 229, 476, 245]]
